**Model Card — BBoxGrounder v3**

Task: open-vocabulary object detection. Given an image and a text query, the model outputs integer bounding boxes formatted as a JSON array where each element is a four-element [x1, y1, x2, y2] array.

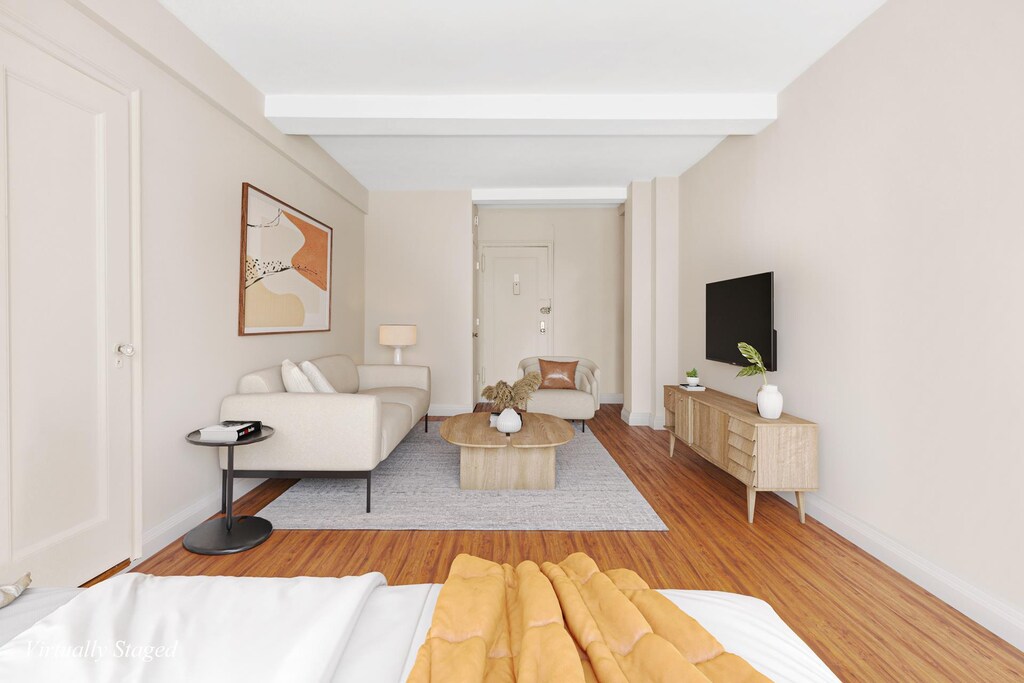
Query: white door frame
[[476, 240, 555, 399], [0, 11, 145, 564]]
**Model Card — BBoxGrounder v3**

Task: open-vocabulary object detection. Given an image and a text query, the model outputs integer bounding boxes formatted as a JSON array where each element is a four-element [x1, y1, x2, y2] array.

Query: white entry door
[[479, 246, 552, 395], [0, 35, 134, 585]]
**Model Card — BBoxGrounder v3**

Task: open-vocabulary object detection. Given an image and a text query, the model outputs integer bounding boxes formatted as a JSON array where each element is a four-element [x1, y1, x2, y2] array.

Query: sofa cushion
[[238, 367, 286, 394], [527, 389, 596, 420], [359, 387, 429, 422], [310, 355, 359, 393], [380, 402, 413, 460]]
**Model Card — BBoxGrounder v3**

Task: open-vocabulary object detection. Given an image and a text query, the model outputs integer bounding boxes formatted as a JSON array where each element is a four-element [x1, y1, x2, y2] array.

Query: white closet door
[[0, 33, 133, 586]]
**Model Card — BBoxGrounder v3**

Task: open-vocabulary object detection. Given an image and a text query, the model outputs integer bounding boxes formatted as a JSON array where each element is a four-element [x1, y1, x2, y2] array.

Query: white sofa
[[218, 354, 430, 512], [517, 356, 600, 430]]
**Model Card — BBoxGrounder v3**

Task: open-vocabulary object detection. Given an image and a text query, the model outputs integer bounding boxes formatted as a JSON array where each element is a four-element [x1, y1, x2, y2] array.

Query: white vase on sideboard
[[757, 384, 784, 419]]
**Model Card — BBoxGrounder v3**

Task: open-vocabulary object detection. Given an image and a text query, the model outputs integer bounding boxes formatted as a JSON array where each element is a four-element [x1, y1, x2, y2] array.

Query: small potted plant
[[685, 368, 700, 387], [736, 342, 783, 419], [481, 373, 542, 433]]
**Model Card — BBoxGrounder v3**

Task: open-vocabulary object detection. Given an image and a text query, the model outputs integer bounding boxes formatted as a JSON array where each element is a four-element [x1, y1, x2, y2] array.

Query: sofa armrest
[[219, 392, 383, 472], [357, 364, 431, 393], [576, 366, 600, 409]]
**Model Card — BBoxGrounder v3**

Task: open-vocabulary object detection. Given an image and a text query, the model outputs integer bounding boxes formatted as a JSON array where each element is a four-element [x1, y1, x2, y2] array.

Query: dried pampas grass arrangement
[[482, 372, 541, 412]]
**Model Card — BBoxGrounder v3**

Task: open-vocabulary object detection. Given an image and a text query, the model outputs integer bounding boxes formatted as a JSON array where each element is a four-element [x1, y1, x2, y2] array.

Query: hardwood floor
[[134, 404, 1024, 681], [81, 558, 130, 588]]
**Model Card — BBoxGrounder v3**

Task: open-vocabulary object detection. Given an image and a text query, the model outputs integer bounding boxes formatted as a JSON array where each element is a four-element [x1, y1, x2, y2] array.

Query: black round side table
[[183, 426, 275, 555]]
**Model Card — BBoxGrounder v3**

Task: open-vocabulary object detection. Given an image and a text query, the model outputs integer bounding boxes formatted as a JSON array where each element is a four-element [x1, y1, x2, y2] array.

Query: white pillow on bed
[[300, 361, 337, 393], [281, 359, 315, 393], [0, 573, 30, 609]]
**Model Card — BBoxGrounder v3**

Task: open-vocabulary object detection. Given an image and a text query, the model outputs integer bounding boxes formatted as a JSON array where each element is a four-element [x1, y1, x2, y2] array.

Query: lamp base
[[392, 346, 404, 365]]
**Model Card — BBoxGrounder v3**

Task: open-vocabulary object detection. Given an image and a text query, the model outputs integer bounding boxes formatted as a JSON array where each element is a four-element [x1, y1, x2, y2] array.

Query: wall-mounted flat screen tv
[[706, 272, 777, 371]]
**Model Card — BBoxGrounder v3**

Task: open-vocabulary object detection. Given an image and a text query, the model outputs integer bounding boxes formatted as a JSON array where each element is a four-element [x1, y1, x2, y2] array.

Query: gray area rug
[[257, 424, 667, 531]]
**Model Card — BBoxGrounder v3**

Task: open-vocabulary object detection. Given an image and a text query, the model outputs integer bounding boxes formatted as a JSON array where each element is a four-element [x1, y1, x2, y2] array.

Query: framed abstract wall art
[[238, 183, 333, 335]]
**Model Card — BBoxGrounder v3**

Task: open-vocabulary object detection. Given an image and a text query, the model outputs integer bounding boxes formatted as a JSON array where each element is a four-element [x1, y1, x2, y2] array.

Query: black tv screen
[[706, 272, 777, 371]]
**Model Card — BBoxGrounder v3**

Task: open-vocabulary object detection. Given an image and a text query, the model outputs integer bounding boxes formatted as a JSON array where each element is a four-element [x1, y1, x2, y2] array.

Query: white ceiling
[[313, 136, 724, 192], [159, 0, 887, 193]]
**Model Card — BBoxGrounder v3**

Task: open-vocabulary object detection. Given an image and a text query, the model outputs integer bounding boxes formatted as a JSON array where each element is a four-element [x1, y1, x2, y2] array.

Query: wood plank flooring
[[81, 559, 130, 588], [134, 404, 1024, 681]]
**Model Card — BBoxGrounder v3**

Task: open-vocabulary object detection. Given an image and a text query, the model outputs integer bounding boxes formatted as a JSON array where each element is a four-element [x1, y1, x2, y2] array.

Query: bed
[[0, 573, 839, 682]]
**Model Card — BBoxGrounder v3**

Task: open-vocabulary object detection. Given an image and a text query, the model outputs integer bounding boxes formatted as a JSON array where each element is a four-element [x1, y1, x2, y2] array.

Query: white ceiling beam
[[266, 93, 776, 136], [472, 187, 627, 206]]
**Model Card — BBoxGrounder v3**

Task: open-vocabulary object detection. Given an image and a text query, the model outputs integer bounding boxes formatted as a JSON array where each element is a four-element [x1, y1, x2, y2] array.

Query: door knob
[[116, 343, 136, 357]]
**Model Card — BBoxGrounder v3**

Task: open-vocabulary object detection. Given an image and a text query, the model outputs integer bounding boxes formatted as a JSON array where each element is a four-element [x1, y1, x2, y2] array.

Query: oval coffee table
[[440, 412, 574, 490]]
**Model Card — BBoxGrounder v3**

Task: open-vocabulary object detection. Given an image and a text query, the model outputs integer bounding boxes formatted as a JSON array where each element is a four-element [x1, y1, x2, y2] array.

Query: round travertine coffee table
[[439, 412, 574, 490]]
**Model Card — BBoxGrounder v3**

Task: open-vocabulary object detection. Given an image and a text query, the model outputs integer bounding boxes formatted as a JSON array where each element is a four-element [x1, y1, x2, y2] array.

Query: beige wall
[[477, 207, 624, 397], [678, 0, 1024, 644], [364, 191, 475, 413], [651, 178, 679, 425], [3, 0, 366, 556], [622, 184, 652, 421]]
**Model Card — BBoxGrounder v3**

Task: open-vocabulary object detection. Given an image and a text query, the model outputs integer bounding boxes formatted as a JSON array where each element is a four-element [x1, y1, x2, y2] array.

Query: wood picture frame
[[238, 183, 333, 335]]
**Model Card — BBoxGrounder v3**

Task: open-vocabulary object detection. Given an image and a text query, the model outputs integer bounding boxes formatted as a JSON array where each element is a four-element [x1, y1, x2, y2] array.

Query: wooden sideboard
[[664, 385, 818, 524]]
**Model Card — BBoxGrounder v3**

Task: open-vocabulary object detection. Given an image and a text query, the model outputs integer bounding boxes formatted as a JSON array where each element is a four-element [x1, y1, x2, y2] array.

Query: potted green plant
[[736, 342, 783, 419], [685, 368, 700, 387]]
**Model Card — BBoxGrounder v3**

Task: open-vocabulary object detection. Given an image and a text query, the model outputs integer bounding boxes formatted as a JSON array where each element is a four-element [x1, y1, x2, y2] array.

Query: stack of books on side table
[[197, 420, 262, 442], [679, 384, 706, 392]]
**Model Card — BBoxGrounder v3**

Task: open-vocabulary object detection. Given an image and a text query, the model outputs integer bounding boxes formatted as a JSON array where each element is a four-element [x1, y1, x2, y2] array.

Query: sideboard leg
[[796, 491, 806, 524], [668, 432, 676, 458], [746, 486, 756, 523]]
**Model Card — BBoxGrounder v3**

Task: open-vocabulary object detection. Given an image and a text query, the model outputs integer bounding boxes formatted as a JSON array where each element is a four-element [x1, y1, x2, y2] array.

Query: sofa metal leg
[[366, 471, 372, 513], [582, 420, 586, 433], [424, 413, 428, 433], [221, 469, 227, 514]]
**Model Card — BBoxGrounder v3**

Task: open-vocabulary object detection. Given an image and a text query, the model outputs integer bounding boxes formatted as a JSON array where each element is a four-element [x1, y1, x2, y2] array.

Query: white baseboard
[[774, 491, 1024, 650], [620, 408, 652, 426], [136, 479, 265, 562], [648, 413, 666, 429], [600, 393, 623, 404], [428, 403, 474, 416]]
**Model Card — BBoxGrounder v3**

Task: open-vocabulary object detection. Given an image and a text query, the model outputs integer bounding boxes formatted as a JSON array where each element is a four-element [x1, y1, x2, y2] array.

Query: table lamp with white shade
[[379, 324, 417, 365]]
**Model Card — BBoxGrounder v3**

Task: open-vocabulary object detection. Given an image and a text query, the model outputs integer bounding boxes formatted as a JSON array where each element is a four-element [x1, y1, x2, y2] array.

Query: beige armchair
[[517, 356, 600, 430]]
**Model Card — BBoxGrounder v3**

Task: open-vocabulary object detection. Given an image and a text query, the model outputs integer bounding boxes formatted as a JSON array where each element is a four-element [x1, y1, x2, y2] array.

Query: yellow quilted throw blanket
[[407, 552, 770, 682]]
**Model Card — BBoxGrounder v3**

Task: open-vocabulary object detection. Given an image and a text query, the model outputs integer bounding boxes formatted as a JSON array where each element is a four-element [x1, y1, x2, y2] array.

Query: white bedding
[[0, 577, 838, 682], [0, 573, 386, 682]]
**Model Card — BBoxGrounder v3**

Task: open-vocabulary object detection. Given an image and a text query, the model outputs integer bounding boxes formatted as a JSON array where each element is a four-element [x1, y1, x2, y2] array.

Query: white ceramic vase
[[686, 377, 700, 386], [757, 384, 784, 419], [495, 408, 522, 434]]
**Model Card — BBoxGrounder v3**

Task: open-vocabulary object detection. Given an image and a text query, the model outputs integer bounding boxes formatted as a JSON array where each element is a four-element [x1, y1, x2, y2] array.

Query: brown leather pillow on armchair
[[538, 359, 578, 390]]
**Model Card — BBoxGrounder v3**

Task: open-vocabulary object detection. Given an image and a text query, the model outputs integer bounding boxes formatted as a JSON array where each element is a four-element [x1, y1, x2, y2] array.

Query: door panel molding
[[0, 19, 142, 583], [0, 7, 134, 97], [1, 10, 144, 561]]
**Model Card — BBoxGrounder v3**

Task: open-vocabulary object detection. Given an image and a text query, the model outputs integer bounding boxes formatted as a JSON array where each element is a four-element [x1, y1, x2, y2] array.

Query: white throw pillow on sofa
[[300, 361, 337, 393], [281, 359, 315, 393]]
